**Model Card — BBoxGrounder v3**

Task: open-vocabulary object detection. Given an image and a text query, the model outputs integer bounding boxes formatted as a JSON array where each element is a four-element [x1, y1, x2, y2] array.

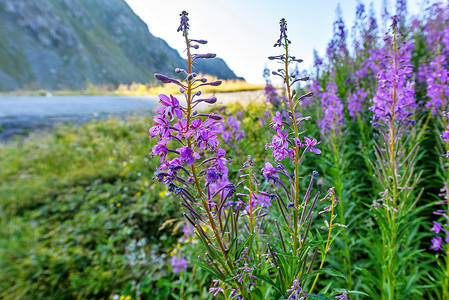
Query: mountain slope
[[0, 0, 240, 91]]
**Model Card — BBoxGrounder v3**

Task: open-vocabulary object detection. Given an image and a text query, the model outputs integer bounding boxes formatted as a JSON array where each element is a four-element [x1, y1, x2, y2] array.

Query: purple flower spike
[[317, 81, 344, 136], [177, 11, 189, 34], [157, 94, 183, 120], [347, 87, 368, 119]]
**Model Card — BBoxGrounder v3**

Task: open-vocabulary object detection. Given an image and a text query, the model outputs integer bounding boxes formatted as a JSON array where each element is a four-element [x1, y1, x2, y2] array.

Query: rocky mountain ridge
[[0, 0, 240, 91]]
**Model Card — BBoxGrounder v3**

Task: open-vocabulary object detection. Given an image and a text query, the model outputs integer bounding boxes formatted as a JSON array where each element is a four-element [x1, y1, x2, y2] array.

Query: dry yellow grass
[[115, 74, 264, 95]]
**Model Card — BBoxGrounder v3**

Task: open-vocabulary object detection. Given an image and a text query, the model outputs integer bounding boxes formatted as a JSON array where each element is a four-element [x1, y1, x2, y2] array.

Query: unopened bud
[[209, 80, 222, 86], [203, 97, 217, 104], [192, 110, 198, 116], [190, 39, 208, 44], [194, 53, 216, 59], [154, 73, 172, 83], [305, 92, 314, 97]]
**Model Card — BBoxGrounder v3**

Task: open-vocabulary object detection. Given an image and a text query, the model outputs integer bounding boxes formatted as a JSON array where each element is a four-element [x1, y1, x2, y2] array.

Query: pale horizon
[[125, 0, 426, 85]]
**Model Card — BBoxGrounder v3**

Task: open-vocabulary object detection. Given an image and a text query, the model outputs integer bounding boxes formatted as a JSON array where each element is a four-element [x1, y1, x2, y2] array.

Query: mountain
[[0, 0, 241, 91]]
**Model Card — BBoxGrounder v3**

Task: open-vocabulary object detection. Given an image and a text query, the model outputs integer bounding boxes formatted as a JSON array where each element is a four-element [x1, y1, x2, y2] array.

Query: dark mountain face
[[0, 0, 240, 91]]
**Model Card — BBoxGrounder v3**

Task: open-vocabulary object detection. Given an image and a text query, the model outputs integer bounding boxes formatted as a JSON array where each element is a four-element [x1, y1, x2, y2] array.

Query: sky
[[124, 0, 426, 84]]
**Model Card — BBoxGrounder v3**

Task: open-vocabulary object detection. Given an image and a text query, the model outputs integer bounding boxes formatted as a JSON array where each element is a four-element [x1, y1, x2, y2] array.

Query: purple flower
[[272, 129, 289, 149], [261, 162, 278, 181], [286, 279, 307, 300], [303, 137, 321, 154], [171, 256, 188, 273], [151, 141, 168, 163], [178, 146, 200, 165], [347, 87, 368, 119], [206, 168, 221, 183], [173, 118, 188, 139], [270, 111, 283, 131], [187, 118, 214, 140], [217, 114, 245, 145], [236, 110, 243, 119], [157, 94, 183, 120], [149, 115, 170, 139], [336, 291, 348, 300], [430, 221, 442, 234], [430, 235, 442, 251]]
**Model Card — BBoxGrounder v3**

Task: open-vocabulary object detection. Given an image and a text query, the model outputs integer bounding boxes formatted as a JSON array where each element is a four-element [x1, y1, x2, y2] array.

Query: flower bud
[[203, 97, 217, 104], [154, 73, 172, 83], [190, 39, 207, 44], [192, 110, 198, 116], [202, 114, 221, 120], [209, 80, 222, 86], [194, 53, 216, 59]]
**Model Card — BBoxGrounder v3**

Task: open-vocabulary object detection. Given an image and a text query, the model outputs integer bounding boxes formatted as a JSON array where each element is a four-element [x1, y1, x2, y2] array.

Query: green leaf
[[253, 274, 283, 295], [307, 293, 331, 300], [254, 288, 263, 300], [319, 267, 347, 280]]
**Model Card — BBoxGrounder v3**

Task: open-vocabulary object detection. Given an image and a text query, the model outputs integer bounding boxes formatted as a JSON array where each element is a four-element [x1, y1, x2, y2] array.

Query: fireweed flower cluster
[[424, 54, 449, 114], [369, 40, 415, 126], [265, 18, 345, 297], [347, 87, 368, 120], [149, 11, 244, 294], [317, 81, 344, 137], [149, 13, 346, 299], [366, 16, 424, 299]]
